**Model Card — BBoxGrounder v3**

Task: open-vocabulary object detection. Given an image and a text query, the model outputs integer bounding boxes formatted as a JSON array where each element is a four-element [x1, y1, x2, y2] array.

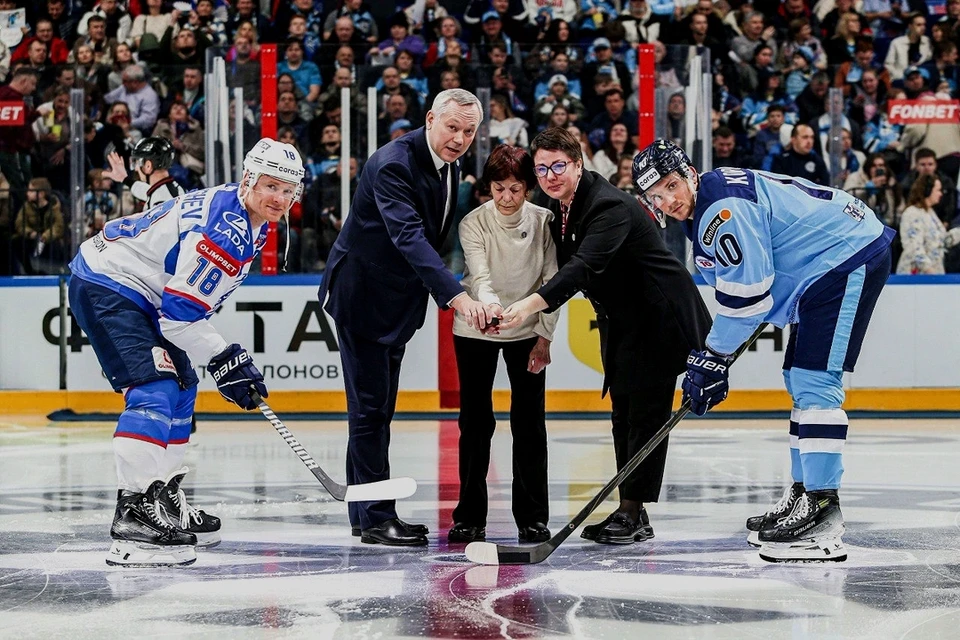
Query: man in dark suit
[[318, 89, 495, 546], [501, 127, 712, 546]]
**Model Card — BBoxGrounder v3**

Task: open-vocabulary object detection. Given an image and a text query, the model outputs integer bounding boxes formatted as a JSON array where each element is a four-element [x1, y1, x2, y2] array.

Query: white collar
[[425, 129, 446, 173]]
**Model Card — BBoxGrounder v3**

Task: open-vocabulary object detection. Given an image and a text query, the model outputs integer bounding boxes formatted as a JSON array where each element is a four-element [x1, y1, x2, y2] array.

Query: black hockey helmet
[[632, 139, 693, 197], [632, 139, 695, 228], [131, 136, 176, 172]]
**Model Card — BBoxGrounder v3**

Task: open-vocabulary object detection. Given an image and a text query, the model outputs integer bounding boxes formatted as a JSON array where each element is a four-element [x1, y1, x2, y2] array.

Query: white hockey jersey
[[70, 184, 267, 367]]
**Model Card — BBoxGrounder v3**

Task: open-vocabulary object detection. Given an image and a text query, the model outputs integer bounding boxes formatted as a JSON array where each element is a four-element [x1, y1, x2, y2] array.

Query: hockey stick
[[465, 323, 769, 565], [251, 390, 418, 502]]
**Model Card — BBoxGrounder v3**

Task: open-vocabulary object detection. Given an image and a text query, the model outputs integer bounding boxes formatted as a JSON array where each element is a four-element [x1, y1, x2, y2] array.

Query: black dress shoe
[[360, 518, 428, 546], [595, 512, 648, 545], [398, 519, 429, 536], [581, 512, 616, 541], [638, 506, 654, 539], [353, 520, 428, 537], [518, 523, 551, 543], [448, 523, 486, 542]]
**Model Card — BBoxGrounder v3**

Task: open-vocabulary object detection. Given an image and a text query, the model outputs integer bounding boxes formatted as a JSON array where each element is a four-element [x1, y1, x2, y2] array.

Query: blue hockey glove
[[207, 344, 267, 410], [682, 349, 732, 416]]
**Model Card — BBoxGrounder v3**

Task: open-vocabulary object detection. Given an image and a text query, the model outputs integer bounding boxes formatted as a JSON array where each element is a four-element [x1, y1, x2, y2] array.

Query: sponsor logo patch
[[197, 236, 241, 276], [701, 209, 732, 246], [223, 211, 251, 241], [843, 201, 866, 222], [152, 346, 176, 374], [635, 168, 661, 191], [695, 256, 715, 270]]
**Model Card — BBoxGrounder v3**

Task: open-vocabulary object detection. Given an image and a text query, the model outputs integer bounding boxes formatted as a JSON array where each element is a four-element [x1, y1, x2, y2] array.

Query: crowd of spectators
[[0, 0, 958, 275]]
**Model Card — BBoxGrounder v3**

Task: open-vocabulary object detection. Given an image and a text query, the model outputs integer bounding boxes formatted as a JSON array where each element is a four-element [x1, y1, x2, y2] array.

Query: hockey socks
[[796, 408, 847, 491]]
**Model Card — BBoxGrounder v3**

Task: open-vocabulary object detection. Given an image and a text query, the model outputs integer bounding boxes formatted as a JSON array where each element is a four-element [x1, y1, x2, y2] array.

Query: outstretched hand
[[102, 152, 129, 183], [500, 294, 548, 331]]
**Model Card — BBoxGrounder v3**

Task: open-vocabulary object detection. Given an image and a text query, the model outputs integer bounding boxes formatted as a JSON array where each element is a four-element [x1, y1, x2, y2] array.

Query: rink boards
[[2, 275, 960, 412]]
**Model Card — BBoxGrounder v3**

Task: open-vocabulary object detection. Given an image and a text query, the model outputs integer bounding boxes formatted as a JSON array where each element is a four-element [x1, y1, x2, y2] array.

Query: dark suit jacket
[[537, 171, 711, 395], [318, 127, 463, 346]]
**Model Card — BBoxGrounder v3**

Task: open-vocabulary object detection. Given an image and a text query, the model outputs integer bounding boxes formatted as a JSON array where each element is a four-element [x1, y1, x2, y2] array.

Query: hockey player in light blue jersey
[[633, 139, 894, 563], [68, 138, 305, 567]]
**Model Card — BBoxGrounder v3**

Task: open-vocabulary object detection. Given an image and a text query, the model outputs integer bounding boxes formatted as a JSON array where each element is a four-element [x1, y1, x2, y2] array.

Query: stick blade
[[465, 541, 501, 565], [342, 477, 418, 502]]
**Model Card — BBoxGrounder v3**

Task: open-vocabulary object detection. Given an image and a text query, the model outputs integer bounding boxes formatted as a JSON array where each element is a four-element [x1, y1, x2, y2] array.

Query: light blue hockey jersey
[[687, 167, 894, 356]]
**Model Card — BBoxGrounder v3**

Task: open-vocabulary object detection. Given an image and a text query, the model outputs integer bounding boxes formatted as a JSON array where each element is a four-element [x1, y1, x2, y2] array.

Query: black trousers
[[609, 373, 678, 503], [336, 323, 404, 530], [452, 335, 548, 528]]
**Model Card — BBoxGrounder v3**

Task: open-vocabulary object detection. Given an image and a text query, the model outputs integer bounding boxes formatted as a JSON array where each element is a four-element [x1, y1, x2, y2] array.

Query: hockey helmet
[[632, 139, 695, 227], [131, 136, 176, 172], [242, 137, 306, 203]]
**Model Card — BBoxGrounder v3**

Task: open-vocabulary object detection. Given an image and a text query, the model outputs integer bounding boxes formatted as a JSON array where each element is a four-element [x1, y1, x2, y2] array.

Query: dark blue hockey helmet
[[632, 139, 693, 196], [633, 139, 694, 227]]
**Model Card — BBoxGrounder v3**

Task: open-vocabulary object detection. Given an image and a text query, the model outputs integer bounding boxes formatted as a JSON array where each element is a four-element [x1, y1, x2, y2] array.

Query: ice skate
[[107, 480, 197, 567], [156, 467, 222, 547], [758, 490, 847, 563], [746, 482, 805, 547]]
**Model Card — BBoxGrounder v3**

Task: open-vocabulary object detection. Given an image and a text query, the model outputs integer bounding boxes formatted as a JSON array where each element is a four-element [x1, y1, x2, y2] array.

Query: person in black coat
[[500, 127, 712, 545]]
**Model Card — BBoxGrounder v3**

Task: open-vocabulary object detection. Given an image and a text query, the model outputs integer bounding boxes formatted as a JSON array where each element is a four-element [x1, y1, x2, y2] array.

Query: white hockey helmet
[[242, 137, 306, 203]]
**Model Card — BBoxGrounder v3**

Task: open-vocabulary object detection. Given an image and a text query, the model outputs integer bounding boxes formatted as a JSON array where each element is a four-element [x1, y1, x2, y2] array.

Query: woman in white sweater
[[449, 145, 558, 545], [896, 174, 960, 274]]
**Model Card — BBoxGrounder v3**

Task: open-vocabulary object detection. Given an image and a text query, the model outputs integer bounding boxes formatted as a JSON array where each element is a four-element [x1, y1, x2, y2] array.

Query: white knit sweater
[[454, 199, 558, 342]]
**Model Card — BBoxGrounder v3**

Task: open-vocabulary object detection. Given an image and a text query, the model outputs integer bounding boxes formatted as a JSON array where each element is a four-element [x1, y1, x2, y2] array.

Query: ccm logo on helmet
[[686, 354, 728, 373]]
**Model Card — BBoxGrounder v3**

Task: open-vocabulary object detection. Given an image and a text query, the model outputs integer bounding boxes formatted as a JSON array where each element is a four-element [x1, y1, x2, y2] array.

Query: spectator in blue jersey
[[533, 51, 582, 101], [275, 0, 324, 53], [285, 14, 320, 60], [634, 138, 894, 563], [741, 70, 798, 138], [278, 39, 322, 107], [464, 0, 528, 42], [394, 49, 430, 108]]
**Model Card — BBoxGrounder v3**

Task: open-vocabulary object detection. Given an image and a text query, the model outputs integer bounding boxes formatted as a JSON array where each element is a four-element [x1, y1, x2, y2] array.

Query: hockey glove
[[682, 349, 732, 416], [207, 344, 267, 410]]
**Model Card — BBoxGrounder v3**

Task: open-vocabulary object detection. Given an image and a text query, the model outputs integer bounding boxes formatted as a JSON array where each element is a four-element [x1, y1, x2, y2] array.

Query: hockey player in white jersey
[[103, 137, 186, 211], [68, 138, 305, 567], [633, 140, 894, 563]]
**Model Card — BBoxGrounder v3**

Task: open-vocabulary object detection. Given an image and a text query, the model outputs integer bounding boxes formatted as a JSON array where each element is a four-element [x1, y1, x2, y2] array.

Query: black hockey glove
[[207, 344, 267, 410], [682, 349, 731, 416]]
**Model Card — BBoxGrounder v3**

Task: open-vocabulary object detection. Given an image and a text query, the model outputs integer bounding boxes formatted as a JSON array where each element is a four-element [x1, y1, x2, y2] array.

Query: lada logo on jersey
[[701, 209, 732, 246], [223, 211, 250, 240], [213, 212, 249, 255], [719, 167, 749, 185]]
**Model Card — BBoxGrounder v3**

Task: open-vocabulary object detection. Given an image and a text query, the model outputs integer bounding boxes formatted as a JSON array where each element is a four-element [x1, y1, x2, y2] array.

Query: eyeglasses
[[534, 161, 572, 178]]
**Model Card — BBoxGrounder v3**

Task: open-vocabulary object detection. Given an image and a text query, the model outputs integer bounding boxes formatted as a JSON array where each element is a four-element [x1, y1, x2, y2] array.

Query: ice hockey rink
[[1, 413, 959, 639]]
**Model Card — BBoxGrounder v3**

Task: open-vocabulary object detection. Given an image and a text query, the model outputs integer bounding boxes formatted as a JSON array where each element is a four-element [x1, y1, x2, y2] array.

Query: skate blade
[[747, 530, 760, 547], [759, 539, 847, 563], [106, 541, 197, 567], [195, 532, 222, 548]]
